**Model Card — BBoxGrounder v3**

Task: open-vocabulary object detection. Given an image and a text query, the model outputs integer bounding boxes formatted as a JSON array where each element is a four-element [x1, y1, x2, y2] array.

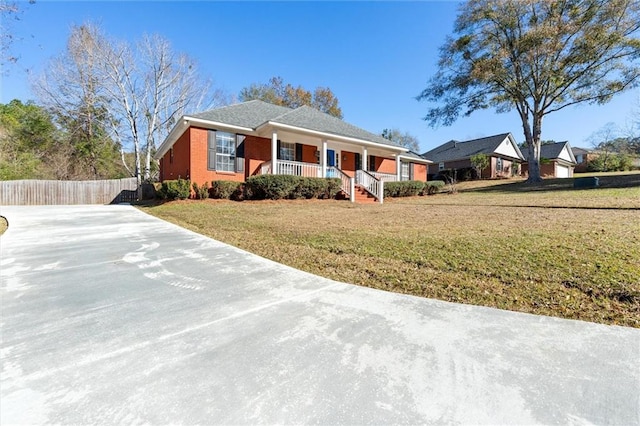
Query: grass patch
[[0, 216, 7, 236], [139, 176, 640, 328]]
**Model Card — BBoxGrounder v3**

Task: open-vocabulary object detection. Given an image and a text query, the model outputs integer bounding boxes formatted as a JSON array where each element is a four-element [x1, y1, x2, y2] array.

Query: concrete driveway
[[1, 204, 638, 425]]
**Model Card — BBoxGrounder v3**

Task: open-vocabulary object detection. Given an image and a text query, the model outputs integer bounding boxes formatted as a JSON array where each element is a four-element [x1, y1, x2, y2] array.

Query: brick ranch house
[[522, 141, 577, 178], [154, 100, 432, 203], [422, 133, 525, 179]]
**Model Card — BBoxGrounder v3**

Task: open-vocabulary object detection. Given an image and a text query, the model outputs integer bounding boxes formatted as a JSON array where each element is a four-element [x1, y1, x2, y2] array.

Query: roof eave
[[397, 154, 432, 164], [154, 116, 256, 160], [154, 118, 189, 160], [261, 121, 408, 152]]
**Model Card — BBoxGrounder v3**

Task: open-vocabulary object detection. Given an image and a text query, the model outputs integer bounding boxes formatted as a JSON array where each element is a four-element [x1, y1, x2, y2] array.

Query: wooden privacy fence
[[0, 178, 138, 205]]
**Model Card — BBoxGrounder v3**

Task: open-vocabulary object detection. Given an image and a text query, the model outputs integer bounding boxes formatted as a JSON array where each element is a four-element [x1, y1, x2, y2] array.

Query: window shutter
[[207, 130, 216, 170], [369, 155, 376, 172], [295, 143, 303, 162], [410, 163, 415, 180], [236, 135, 245, 172], [277, 140, 282, 160], [355, 153, 361, 170]]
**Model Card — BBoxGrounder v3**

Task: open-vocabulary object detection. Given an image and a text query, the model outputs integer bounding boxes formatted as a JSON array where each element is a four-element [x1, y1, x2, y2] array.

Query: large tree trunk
[[521, 110, 543, 183]]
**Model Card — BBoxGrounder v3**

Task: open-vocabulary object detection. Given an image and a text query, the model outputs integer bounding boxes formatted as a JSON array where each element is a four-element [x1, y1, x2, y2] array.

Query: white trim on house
[[155, 116, 255, 159], [494, 135, 524, 160], [397, 154, 432, 164], [558, 144, 577, 163], [262, 121, 408, 153]]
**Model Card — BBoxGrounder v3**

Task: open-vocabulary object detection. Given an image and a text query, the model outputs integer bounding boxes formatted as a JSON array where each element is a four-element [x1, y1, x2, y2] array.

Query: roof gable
[[422, 133, 523, 163], [523, 142, 576, 164]]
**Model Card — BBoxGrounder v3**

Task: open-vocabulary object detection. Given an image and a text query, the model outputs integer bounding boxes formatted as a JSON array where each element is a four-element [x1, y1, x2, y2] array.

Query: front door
[[327, 149, 336, 177], [327, 149, 335, 167]]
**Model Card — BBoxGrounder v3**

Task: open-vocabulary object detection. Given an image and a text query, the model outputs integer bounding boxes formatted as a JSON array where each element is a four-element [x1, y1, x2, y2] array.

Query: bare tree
[[36, 23, 221, 192], [1, 0, 35, 71]]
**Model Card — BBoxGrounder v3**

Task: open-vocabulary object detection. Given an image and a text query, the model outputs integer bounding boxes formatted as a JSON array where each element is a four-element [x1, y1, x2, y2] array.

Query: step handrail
[[356, 169, 384, 204], [331, 167, 355, 203]]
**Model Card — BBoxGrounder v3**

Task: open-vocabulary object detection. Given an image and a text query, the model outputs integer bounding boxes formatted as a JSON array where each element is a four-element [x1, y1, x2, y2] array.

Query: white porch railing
[[261, 161, 272, 175], [370, 171, 398, 182], [331, 167, 355, 202], [356, 170, 384, 204], [276, 160, 323, 177]]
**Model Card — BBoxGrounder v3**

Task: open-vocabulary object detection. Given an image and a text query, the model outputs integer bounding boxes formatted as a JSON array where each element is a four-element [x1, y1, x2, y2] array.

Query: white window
[[576, 154, 584, 163], [496, 157, 503, 172], [401, 162, 410, 181], [215, 132, 236, 172], [279, 142, 295, 161], [438, 162, 445, 171]]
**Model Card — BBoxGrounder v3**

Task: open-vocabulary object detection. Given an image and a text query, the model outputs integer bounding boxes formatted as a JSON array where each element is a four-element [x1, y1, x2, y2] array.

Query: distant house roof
[[571, 147, 591, 155], [421, 133, 524, 163], [398, 150, 432, 164], [523, 141, 576, 164]]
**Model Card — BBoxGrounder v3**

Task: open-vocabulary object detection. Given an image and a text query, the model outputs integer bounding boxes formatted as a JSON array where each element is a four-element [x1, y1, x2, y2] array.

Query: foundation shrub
[[245, 175, 299, 200], [211, 180, 243, 200], [384, 181, 425, 197], [292, 178, 326, 199], [158, 179, 190, 200], [324, 178, 343, 199], [192, 182, 210, 200], [424, 180, 445, 195], [245, 175, 342, 200]]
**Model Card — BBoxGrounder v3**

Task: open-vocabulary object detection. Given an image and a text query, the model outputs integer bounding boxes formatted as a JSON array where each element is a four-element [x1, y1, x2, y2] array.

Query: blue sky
[[2, 0, 638, 152]]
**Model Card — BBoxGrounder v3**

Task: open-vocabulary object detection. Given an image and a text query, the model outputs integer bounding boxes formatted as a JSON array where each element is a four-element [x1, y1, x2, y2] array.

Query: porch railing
[[276, 160, 322, 177], [356, 170, 384, 204], [370, 171, 398, 182], [261, 161, 272, 175], [331, 167, 355, 202]]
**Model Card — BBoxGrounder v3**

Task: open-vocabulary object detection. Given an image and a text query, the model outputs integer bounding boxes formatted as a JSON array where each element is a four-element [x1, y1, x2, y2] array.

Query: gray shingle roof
[[522, 142, 567, 161], [572, 147, 591, 155], [190, 100, 292, 129], [400, 151, 431, 162], [269, 106, 402, 148], [422, 133, 518, 163], [190, 100, 403, 149]]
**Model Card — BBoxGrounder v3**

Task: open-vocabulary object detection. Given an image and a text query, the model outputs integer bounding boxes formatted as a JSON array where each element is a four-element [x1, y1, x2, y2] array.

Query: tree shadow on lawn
[[462, 173, 640, 194]]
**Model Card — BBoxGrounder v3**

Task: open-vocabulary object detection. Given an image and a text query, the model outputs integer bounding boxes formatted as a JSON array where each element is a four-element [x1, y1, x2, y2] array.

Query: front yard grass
[[139, 174, 640, 328]]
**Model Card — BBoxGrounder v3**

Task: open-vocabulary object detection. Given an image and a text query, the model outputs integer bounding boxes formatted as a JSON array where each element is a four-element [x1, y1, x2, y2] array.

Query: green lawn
[[139, 172, 640, 328]]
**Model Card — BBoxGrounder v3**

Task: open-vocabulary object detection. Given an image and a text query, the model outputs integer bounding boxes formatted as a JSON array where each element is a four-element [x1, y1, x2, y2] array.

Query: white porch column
[[321, 139, 328, 178], [362, 147, 368, 171], [396, 154, 402, 181], [271, 131, 278, 175]]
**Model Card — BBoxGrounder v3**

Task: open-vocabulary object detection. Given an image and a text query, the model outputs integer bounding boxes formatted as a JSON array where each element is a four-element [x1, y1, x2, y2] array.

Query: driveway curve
[[1, 204, 638, 424]]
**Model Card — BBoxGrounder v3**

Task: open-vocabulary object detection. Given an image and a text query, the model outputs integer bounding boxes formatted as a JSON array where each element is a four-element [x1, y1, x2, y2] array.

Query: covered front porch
[[255, 127, 416, 203]]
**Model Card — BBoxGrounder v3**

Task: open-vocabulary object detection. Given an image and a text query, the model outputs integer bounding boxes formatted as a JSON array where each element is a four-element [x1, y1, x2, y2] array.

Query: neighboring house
[[422, 133, 525, 179], [154, 100, 432, 203], [522, 141, 576, 178], [571, 147, 596, 173]]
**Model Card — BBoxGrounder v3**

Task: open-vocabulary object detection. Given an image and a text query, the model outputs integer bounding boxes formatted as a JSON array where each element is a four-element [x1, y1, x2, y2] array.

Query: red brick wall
[[160, 129, 191, 181], [341, 151, 357, 177], [245, 135, 272, 177], [374, 156, 396, 174], [413, 164, 427, 181], [301, 144, 318, 164]]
